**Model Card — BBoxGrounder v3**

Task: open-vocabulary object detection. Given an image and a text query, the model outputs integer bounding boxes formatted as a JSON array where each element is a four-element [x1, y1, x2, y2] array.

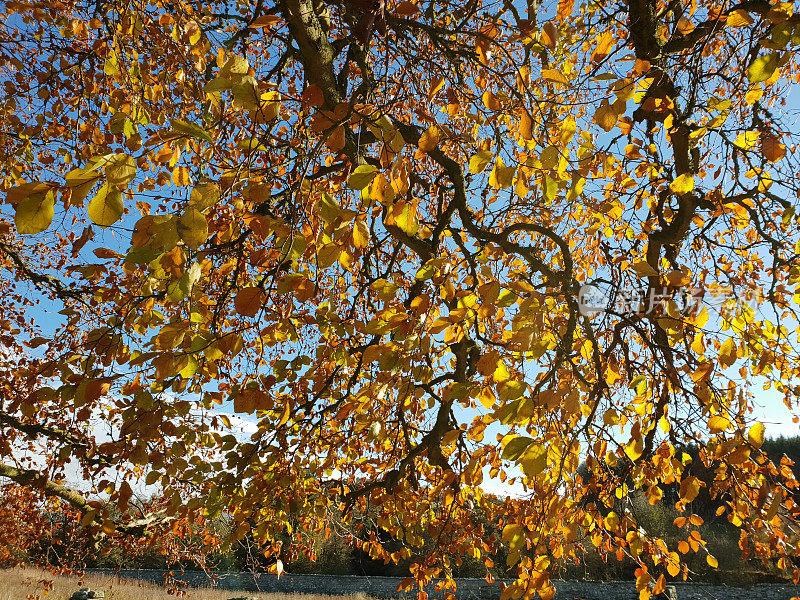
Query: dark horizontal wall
[[85, 570, 800, 600]]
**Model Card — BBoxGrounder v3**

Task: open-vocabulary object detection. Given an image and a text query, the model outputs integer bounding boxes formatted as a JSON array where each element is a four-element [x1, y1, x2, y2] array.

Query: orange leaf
[[394, 1, 420, 17], [555, 0, 574, 21], [234, 286, 265, 317], [417, 125, 440, 154], [248, 15, 281, 28], [540, 21, 558, 50], [326, 125, 346, 152], [680, 476, 701, 503], [594, 99, 618, 132], [118, 481, 133, 511], [519, 111, 533, 141], [761, 133, 786, 162], [652, 575, 666, 596], [301, 84, 325, 109], [591, 31, 614, 63]]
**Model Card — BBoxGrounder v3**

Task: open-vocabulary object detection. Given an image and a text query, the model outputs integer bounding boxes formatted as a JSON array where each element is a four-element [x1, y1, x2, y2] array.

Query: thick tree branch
[[0, 412, 112, 468], [0, 241, 89, 301], [0, 462, 171, 536]]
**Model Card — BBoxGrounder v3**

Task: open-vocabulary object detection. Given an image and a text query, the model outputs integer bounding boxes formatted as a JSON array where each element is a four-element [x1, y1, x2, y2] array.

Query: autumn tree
[[1, 0, 800, 596]]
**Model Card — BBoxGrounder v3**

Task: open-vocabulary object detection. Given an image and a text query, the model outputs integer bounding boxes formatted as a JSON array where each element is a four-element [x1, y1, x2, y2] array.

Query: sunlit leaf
[[348, 165, 379, 190], [88, 184, 124, 227], [15, 191, 55, 234]]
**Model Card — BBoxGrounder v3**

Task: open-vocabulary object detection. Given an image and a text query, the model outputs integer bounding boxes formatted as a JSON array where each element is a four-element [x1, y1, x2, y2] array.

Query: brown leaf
[[234, 286, 265, 317]]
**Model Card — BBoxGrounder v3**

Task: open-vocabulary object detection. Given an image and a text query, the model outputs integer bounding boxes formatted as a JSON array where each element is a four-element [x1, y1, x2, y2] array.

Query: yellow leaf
[[392, 201, 419, 236], [469, 150, 493, 174], [666, 552, 681, 577], [520, 445, 547, 477], [625, 438, 643, 461], [104, 153, 137, 187], [706, 555, 719, 568], [190, 182, 221, 210], [370, 173, 395, 206], [733, 131, 759, 150], [631, 261, 658, 277], [519, 111, 533, 141], [748, 422, 765, 448], [555, 0, 574, 20], [541, 68, 569, 86], [417, 125, 440, 154], [428, 76, 445, 101], [502, 524, 525, 551], [591, 31, 614, 63], [489, 157, 515, 189], [670, 173, 694, 195], [222, 53, 249, 76], [559, 117, 576, 144], [540, 145, 559, 170], [7, 183, 51, 206], [88, 184, 124, 227], [318, 192, 340, 223], [352, 219, 369, 250], [748, 53, 779, 84], [719, 337, 737, 367], [540, 21, 558, 50], [482, 90, 502, 111], [348, 165, 379, 190], [679, 476, 700, 502], [177, 208, 208, 250], [15, 191, 55, 234], [478, 387, 495, 409], [603, 408, 619, 426], [691, 333, 705, 355], [172, 166, 192, 187], [708, 414, 732, 433], [259, 90, 281, 121], [726, 9, 754, 27]]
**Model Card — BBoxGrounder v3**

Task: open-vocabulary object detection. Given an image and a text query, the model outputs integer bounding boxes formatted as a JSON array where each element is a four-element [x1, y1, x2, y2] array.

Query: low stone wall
[[85, 570, 800, 600]]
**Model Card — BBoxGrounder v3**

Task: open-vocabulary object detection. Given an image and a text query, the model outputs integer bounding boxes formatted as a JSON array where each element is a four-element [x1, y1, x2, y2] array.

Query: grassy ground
[[0, 567, 373, 600]]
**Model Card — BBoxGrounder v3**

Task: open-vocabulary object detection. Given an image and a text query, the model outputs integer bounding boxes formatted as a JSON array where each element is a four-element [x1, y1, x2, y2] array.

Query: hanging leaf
[[104, 153, 137, 187], [417, 125, 440, 154], [469, 150, 494, 174], [15, 191, 55, 234], [177, 208, 208, 250], [88, 184, 124, 227], [172, 118, 213, 142], [670, 173, 694, 195], [747, 53, 779, 83], [348, 165, 379, 190], [190, 182, 221, 210], [748, 422, 765, 448], [593, 99, 617, 132], [235, 286, 266, 317], [520, 445, 547, 477], [489, 157, 515, 189], [392, 201, 419, 236], [519, 111, 533, 141]]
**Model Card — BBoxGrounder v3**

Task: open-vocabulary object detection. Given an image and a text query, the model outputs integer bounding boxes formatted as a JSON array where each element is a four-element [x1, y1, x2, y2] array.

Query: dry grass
[[0, 568, 374, 600]]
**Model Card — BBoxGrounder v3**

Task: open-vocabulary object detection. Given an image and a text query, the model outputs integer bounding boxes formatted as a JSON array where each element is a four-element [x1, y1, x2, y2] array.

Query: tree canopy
[[1, 0, 800, 596]]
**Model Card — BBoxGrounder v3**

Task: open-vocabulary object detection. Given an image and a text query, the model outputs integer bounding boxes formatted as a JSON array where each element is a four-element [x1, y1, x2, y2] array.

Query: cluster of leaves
[[2, 0, 800, 598]]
